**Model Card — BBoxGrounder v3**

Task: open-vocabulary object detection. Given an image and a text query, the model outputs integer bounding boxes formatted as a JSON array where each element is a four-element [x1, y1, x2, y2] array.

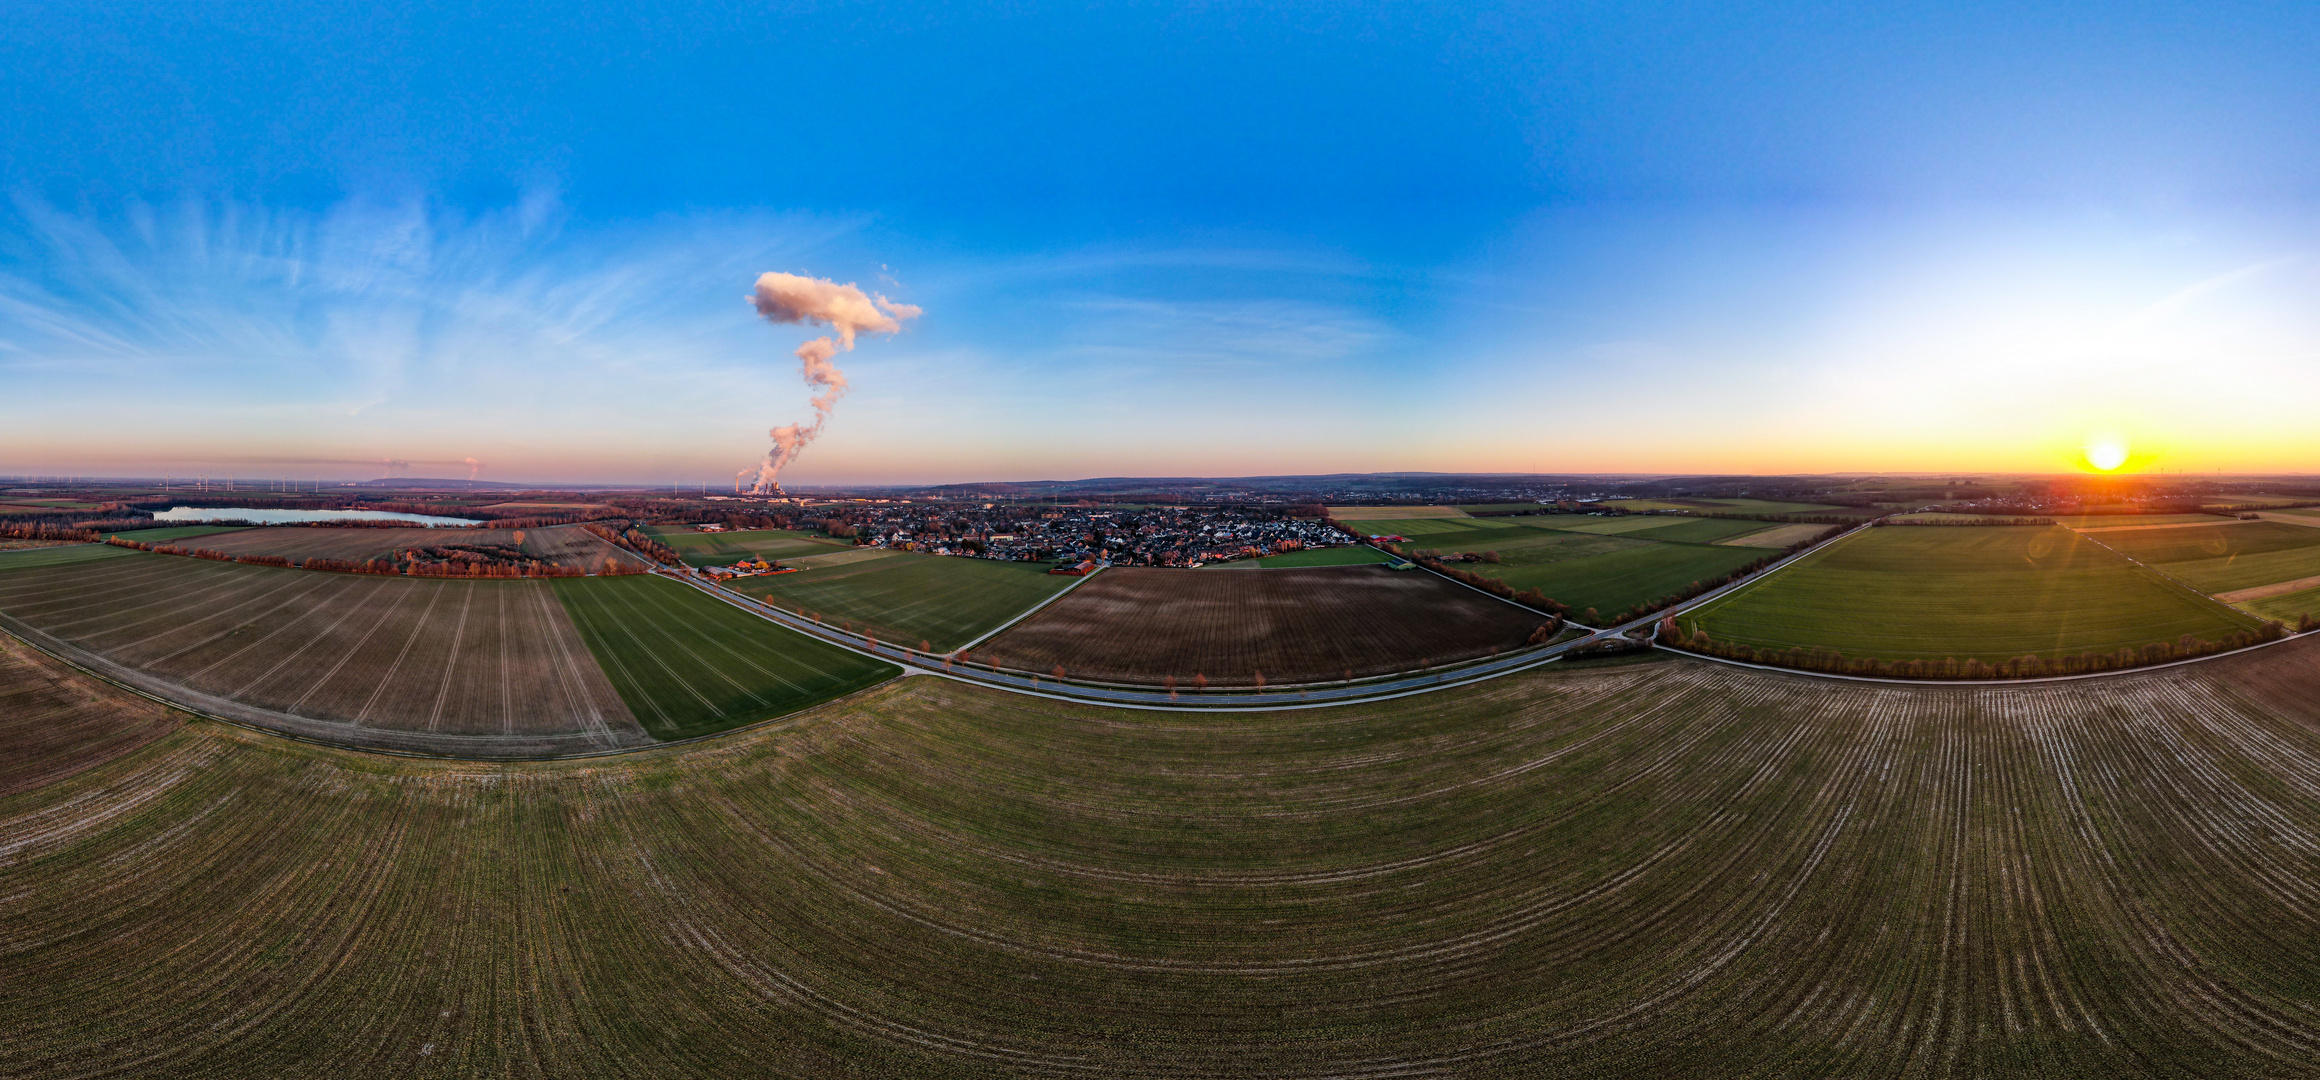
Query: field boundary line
[[2217, 573, 2320, 604], [1640, 522, 1875, 636], [1394, 547, 1586, 627], [1658, 628, 2317, 686], [2071, 527, 2270, 629], [948, 564, 1105, 653]]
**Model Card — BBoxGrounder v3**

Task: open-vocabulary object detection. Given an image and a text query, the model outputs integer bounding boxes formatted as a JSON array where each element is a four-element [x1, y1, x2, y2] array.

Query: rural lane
[[672, 521, 1871, 713]]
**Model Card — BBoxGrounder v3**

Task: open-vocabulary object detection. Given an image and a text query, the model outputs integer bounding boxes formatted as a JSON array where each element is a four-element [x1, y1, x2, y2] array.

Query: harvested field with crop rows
[[753, 551, 1076, 651], [645, 525, 853, 567], [983, 564, 1545, 685], [10, 642, 2320, 1076], [0, 552, 648, 755], [181, 523, 646, 573], [1684, 524, 2259, 661], [552, 574, 900, 740], [0, 632, 179, 795]]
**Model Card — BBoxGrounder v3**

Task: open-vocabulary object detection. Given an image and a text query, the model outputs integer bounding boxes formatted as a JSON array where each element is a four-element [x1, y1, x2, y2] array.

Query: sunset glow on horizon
[[4, 3, 2319, 485]]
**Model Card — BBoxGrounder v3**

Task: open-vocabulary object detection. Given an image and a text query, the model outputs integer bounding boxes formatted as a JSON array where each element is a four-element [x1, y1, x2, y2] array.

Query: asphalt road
[[673, 522, 1865, 712]]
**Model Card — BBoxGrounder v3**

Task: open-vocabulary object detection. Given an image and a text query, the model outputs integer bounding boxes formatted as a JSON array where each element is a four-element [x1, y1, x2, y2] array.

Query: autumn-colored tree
[[1052, 664, 1067, 679], [1193, 673, 1208, 691]]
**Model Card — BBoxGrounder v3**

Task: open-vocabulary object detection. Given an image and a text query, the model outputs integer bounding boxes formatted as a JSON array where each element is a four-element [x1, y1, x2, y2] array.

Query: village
[[833, 501, 1361, 568]]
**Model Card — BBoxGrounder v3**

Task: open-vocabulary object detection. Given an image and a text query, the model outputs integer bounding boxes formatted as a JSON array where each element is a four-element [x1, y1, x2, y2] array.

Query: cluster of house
[[699, 557, 793, 581], [840, 503, 1362, 568]]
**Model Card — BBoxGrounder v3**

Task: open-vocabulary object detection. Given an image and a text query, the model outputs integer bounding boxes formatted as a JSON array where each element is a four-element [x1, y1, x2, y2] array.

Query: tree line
[[579, 523, 683, 566], [1872, 516, 2056, 527], [105, 536, 590, 578]]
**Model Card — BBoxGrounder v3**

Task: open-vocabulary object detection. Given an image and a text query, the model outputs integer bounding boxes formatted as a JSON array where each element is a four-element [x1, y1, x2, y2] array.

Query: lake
[[149, 506, 481, 527]]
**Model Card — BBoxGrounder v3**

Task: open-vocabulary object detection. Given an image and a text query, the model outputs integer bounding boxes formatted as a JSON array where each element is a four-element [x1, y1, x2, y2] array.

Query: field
[[115, 525, 248, 542], [1582, 516, 1775, 543], [1684, 525, 2260, 661], [1343, 515, 1518, 536], [552, 574, 900, 739], [1554, 514, 1704, 535], [749, 552, 1075, 652], [1600, 497, 1854, 515], [1717, 521, 1829, 547], [1479, 541, 1770, 618], [982, 564, 1547, 685], [11, 643, 2320, 1076], [0, 632, 179, 795], [180, 523, 645, 573], [2237, 582, 2320, 624], [0, 552, 649, 755], [0, 543, 143, 571], [2059, 513, 2235, 529], [645, 526, 852, 568], [1369, 518, 1781, 616], [2087, 520, 2320, 595], [1326, 504, 1467, 519], [1211, 545, 1395, 568]]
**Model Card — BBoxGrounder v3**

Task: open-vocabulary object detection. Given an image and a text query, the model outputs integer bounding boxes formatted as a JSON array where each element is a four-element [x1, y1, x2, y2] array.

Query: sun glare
[[2086, 440, 2129, 472]]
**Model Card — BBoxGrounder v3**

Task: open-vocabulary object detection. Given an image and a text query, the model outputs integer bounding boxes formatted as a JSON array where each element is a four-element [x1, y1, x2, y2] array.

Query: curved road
[[673, 523, 1871, 712]]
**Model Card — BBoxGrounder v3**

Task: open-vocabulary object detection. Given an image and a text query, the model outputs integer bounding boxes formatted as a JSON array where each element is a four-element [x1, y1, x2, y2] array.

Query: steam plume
[[742, 272, 919, 493], [464, 457, 483, 480]]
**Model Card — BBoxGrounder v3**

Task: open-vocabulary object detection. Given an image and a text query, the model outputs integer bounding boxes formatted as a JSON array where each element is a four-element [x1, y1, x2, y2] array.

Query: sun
[[2086, 439, 2129, 472]]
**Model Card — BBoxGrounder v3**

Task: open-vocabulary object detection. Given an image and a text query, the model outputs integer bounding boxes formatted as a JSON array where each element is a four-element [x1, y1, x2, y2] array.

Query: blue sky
[[6, 0, 2320, 483]]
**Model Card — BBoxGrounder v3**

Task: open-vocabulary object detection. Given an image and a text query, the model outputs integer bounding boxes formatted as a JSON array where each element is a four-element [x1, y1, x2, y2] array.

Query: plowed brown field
[[0, 552, 647, 755], [983, 565, 1547, 685], [185, 523, 646, 572], [8, 643, 2320, 1076]]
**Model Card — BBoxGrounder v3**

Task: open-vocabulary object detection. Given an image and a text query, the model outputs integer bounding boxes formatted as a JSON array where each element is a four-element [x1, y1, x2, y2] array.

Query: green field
[[1555, 515, 1695, 535], [755, 552, 1076, 650], [112, 525, 248, 542], [1683, 525, 2260, 661], [2054, 513, 2232, 528], [1598, 497, 1853, 515], [1212, 545, 1395, 569], [1478, 541, 1770, 619], [2238, 583, 2320, 624], [1379, 518, 1790, 615], [2085, 521, 2320, 594], [1401, 524, 1648, 562], [1567, 517, 1776, 544], [0, 544, 142, 571], [645, 526, 853, 567], [551, 574, 899, 740], [1349, 516, 1523, 536]]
